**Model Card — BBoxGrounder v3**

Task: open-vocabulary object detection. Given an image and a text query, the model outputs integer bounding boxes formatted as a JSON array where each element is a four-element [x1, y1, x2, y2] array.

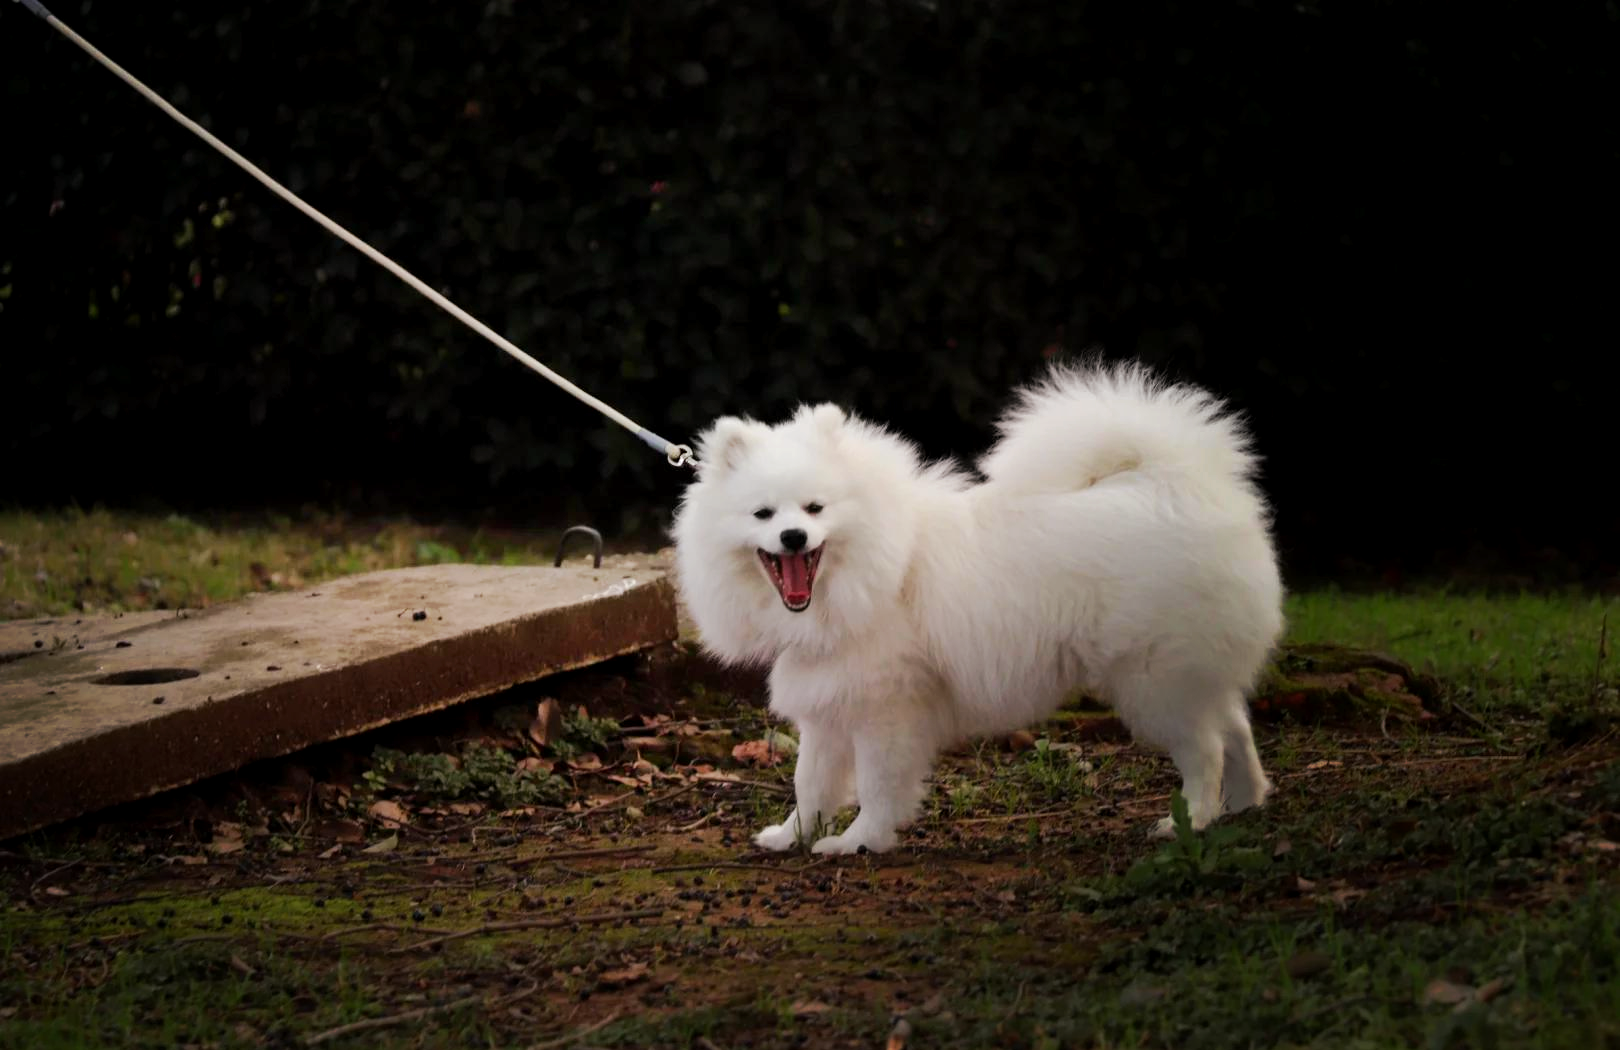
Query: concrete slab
[[0, 564, 676, 841], [1, 611, 177, 665]]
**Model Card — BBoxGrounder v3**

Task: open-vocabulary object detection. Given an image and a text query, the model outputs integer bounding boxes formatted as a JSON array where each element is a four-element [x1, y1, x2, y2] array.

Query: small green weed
[[365, 741, 567, 809]]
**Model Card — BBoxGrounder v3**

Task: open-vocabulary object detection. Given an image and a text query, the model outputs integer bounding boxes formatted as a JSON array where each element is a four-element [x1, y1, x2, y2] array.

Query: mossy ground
[[2, 512, 1617, 1048]]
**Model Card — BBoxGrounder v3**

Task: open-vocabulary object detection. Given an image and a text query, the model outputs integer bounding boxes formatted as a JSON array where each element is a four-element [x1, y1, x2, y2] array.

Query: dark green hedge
[[2, 1, 1615, 569]]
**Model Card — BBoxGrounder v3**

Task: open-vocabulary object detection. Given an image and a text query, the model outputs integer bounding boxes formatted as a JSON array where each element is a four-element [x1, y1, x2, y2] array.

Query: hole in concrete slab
[[92, 668, 202, 686]]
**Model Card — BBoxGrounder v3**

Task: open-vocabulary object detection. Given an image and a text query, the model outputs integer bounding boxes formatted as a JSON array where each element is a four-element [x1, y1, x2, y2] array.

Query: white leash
[[10, 0, 697, 470]]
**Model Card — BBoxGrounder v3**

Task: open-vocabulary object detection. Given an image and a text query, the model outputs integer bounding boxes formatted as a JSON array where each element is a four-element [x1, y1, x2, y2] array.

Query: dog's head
[[671, 401, 937, 663], [687, 403, 849, 615]]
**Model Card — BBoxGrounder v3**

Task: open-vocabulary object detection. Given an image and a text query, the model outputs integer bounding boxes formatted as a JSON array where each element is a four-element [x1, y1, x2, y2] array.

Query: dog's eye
[[804, 503, 824, 515], [752, 508, 774, 520]]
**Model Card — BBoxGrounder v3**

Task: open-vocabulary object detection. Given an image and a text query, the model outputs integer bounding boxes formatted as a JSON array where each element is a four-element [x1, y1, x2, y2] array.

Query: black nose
[[780, 528, 808, 552]]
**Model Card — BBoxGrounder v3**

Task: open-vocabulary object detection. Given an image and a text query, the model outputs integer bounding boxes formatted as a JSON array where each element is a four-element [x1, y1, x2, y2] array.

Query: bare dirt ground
[[3, 635, 1618, 1050]]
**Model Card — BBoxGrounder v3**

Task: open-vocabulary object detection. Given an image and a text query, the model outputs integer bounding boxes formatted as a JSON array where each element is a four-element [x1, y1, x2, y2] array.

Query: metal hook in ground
[[554, 526, 604, 568]]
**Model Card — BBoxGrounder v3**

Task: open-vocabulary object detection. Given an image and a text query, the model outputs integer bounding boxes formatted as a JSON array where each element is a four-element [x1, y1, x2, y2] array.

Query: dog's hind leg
[[1111, 671, 1229, 838], [754, 721, 853, 851], [1219, 693, 1271, 814]]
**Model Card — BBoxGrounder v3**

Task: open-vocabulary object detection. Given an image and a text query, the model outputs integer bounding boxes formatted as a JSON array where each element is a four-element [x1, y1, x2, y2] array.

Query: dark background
[[2, 0, 1615, 586]]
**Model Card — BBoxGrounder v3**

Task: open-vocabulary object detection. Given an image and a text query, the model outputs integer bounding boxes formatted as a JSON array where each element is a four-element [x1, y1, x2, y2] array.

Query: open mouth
[[757, 545, 824, 612]]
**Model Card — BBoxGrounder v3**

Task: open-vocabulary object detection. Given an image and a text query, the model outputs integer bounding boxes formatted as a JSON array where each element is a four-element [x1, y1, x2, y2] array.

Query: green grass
[[1286, 588, 1614, 714], [0, 507, 598, 619]]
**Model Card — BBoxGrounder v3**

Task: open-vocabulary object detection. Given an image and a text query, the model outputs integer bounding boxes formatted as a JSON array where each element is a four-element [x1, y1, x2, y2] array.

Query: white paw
[[810, 828, 896, 856], [1152, 811, 1217, 839], [1223, 781, 1274, 815], [753, 823, 800, 852]]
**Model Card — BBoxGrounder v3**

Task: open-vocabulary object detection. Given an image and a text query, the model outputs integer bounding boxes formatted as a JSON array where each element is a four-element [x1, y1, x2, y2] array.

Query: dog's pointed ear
[[797, 403, 846, 435], [698, 416, 761, 473]]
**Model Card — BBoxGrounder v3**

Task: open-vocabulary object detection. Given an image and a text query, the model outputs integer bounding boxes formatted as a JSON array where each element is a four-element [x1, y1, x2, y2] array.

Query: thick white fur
[[671, 360, 1285, 854]]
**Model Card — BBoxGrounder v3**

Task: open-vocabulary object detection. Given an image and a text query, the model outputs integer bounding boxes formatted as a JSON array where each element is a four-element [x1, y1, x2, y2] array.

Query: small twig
[[503, 844, 657, 867], [64, 931, 144, 952], [303, 993, 484, 1046], [320, 922, 456, 943], [389, 907, 664, 955], [1004, 980, 1028, 1021], [295, 778, 316, 838], [648, 859, 829, 876], [571, 790, 641, 817], [1385, 755, 1521, 768], [169, 933, 244, 947], [539, 779, 718, 829], [1446, 696, 1492, 732], [1290, 994, 1378, 1025], [1595, 611, 1609, 697], [691, 773, 792, 796], [30, 858, 82, 896], [643, 780, 702, 809], [0, 850, 127, 869], [423, 843, 656, 870], [524, 1009, 623, 1050], [952, 808, 1071, 826], [676, 803, 727, 832]]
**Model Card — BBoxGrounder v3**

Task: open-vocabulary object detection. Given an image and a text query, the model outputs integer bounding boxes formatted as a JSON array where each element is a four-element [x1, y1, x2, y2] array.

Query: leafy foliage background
[[2, 0, 1614, 576]]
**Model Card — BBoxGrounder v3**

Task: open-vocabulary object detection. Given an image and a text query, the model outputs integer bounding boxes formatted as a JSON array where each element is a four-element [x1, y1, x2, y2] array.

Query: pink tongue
[[779, 552, 812, 602]]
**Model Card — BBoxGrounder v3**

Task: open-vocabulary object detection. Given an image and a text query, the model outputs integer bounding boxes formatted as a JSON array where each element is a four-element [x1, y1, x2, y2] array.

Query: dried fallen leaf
[[568, 753, 604, 771], [1475, 976, 1510, 1003], [530, 698, 564, 748], [1006, 729, 1037, 752], [207, 821, 247, 855], [1423, 978, 1475, 1006], [731, 739, 789, 768], [317, 844, 343, 859], [43, 886, 70, 897], [886, 1018, 912, 1050], [362, 833, 399, 854], [597, 961, 650, 987], [791, 1000, 834, 1017], [367, 800, 409, 829]]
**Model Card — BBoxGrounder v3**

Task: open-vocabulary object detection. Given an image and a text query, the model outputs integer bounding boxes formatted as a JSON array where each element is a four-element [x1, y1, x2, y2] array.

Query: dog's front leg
[[811, 726, 935, 855], [753, 720, 852, 851]]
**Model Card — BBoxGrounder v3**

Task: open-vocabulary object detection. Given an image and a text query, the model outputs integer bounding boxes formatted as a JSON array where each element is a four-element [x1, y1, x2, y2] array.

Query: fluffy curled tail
[[978, 358, 1262, 497]]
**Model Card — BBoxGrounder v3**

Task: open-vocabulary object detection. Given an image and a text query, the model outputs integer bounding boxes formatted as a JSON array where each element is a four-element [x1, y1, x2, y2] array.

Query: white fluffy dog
[[671, 360, 1285, 854]]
